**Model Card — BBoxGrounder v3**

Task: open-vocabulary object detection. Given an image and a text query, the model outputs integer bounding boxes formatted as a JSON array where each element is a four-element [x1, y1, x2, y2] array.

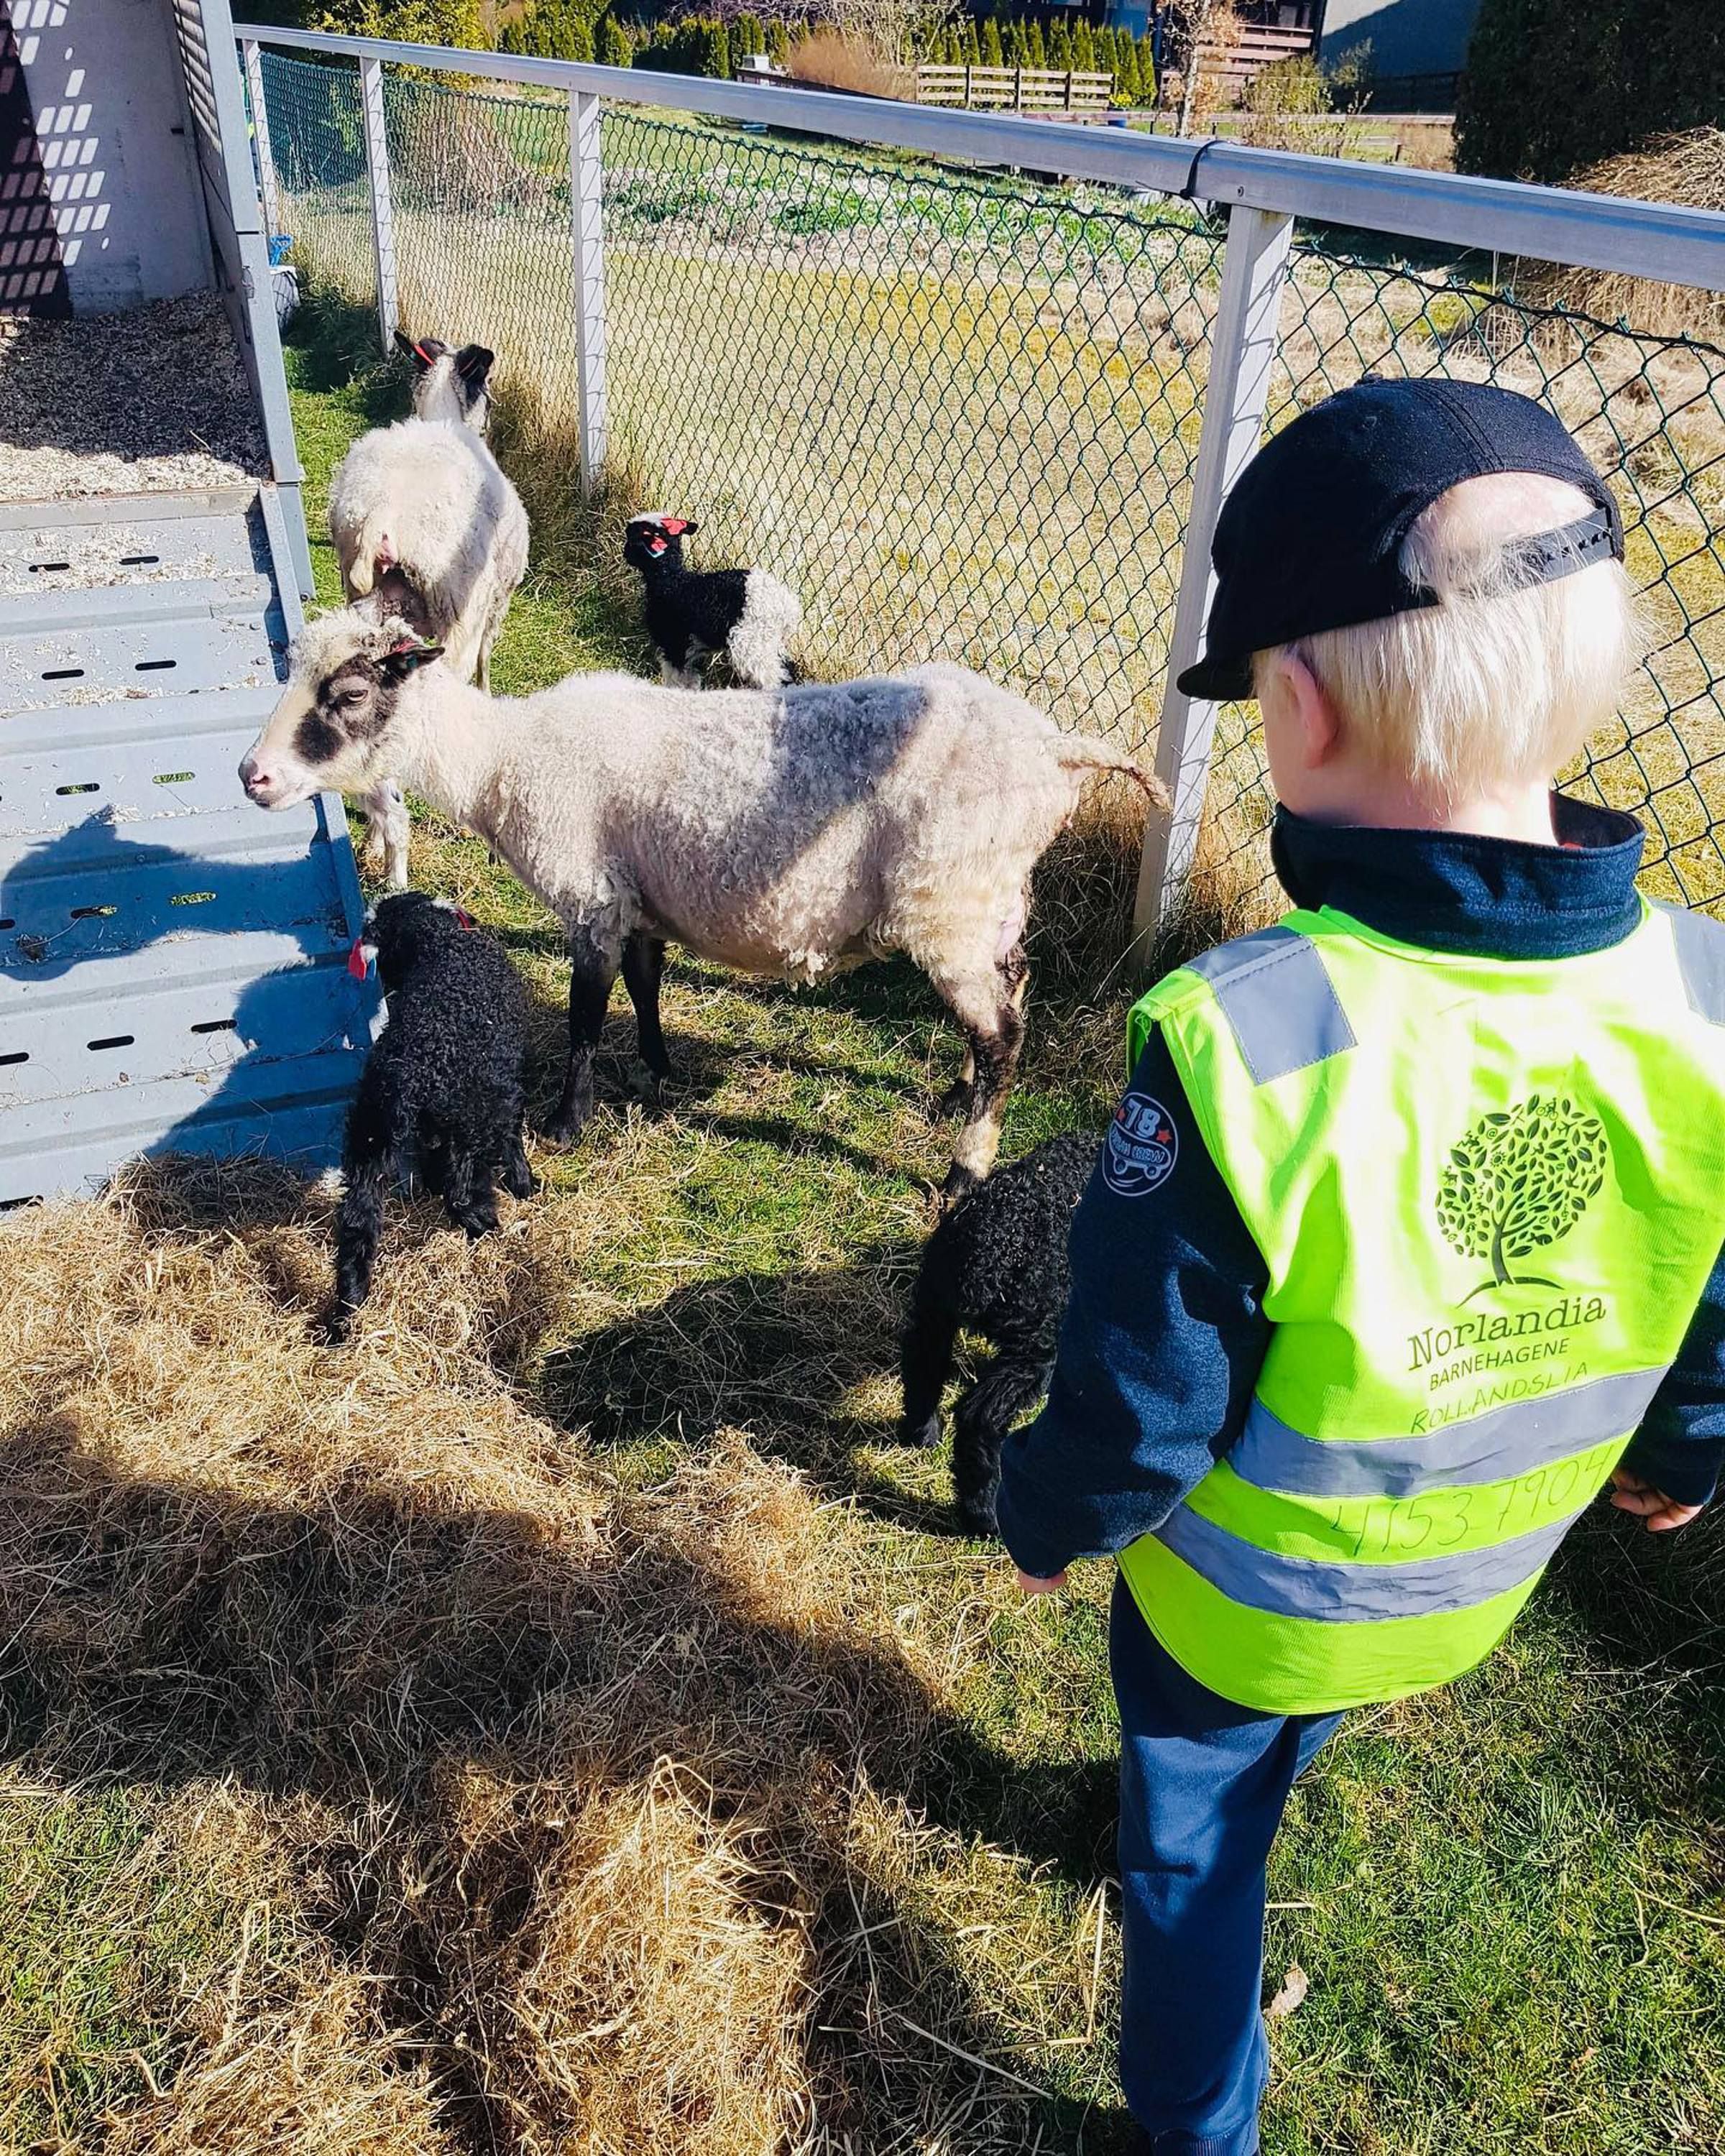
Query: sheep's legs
[[545, 926, 618, 1146], [952, 1336, 1058, 1537], [898, 1275, 961, 1450], [362, 780, 411, 890], [939, 1044, 977, 1120], [442, 1146, 500, 1240], [937, 946, 1028, 1202], [502, 1113, 535, 1199], [621, 932, 670, 1094], [323, 1092, 397, 1342]]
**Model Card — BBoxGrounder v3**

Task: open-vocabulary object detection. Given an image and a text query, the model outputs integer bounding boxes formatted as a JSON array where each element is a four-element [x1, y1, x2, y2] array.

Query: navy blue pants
[[1111, 1578, 1343, 2156]]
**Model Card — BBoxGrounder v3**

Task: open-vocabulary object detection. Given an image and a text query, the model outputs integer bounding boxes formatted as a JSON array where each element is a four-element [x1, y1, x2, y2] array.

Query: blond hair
[[1254, 471, 1639, 802]]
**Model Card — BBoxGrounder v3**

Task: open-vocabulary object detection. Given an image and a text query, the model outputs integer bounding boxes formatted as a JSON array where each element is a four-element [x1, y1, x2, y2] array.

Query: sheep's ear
[[380, 636, 443, 683], [454, 343, 495, 388], [392, 328, 416, 361], [682, 519, 699, 538]]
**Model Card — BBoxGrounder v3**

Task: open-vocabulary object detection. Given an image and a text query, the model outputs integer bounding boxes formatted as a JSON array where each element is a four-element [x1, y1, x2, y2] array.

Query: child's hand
[[1610, 1467, 1705, 1533], [1015, 1568, 1069, 1594]]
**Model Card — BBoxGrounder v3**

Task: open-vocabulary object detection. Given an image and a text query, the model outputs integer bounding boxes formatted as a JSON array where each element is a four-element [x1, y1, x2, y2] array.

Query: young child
[[995, 378, 1725, 2156]]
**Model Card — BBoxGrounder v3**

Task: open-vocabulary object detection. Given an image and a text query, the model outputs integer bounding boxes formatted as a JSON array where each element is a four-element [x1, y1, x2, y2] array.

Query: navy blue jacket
[[995, 798, 1725, 1582]]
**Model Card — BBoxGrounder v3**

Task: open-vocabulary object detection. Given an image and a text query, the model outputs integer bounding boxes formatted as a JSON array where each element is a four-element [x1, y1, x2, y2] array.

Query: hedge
[[1457, 0, 1725, 183]]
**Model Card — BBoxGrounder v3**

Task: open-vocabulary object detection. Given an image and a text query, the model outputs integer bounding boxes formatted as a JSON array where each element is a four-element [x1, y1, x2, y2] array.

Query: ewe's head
[[239, 612, 443, 811], [624, 512, 697, 573], [395, 330, 497, 432]]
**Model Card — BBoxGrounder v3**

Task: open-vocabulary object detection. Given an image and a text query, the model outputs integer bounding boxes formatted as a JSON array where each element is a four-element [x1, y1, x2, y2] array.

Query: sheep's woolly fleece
[[275, 628, 1154, 992], [327, 413, 528, 681]]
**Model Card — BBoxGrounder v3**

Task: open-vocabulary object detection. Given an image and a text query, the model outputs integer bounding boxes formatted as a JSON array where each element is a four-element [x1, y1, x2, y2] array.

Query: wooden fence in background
[[915, 64, 1113, 116]]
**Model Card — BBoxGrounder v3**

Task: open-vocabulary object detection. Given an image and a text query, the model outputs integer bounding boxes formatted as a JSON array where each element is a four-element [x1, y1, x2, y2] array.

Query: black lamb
[[325, 892, 534, 1341], [898, 1133, 1100, 1534], [623, 511, 803, 688]]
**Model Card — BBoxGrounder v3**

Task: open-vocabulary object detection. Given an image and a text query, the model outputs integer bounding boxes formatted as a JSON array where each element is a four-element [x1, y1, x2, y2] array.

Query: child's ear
[[1279, 652, 1340, 770]]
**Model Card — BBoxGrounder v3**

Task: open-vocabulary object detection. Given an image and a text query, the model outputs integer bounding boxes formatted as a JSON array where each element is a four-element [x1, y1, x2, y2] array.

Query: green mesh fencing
[[258, 54, 374, 302], [254, 50, 1725, 921], [257, 52, 1221, 754]]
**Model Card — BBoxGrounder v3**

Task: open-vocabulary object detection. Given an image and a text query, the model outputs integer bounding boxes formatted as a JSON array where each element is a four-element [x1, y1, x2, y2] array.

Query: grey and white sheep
[[239, 613, 1166, 1194], [326, 332, 530, 888]]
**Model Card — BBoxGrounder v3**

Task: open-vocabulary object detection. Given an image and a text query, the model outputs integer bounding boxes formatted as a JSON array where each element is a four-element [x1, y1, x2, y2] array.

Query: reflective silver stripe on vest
[[1660, 902, 1725, 1028], [1155, 1502, 1576, 1622], [1185, 926, 1356, 1085], [1228, 1364, 1667, 1501]]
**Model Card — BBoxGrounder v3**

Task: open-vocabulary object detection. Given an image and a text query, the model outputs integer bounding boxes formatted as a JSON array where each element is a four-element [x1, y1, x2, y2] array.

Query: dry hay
[[1528, 129, 1725, 341], [0, 1157, 1099, 2152]]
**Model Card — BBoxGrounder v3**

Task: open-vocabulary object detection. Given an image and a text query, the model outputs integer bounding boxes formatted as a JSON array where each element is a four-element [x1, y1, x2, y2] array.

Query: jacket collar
[[1270, 795, 1646, 959]]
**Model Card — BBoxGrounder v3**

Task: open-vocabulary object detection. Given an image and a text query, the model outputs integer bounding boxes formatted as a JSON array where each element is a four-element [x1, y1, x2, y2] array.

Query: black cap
[[1177, 378, 1625, 703]]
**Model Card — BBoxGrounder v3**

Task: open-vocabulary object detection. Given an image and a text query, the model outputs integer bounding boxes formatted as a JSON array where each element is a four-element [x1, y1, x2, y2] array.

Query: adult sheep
[[326, 332, 529, 888], [239, 614, 1166, 1193]]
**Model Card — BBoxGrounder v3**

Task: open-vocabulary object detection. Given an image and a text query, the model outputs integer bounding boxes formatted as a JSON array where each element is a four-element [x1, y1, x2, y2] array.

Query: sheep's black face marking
[[623, 516, 694, 573], [294, 657, 396, 770], [295, 711, 343, 765], [453, 343, 495, 418]]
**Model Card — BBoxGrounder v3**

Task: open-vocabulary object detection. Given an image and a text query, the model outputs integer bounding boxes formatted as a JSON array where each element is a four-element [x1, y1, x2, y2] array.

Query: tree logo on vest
[[1436, 1094, 1609, 1304], [1105, 1092, 1177, 1197]]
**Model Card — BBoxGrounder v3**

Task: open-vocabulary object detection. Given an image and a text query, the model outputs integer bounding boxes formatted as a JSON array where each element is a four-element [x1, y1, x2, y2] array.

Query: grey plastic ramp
[[0, 487, 378, 1206]]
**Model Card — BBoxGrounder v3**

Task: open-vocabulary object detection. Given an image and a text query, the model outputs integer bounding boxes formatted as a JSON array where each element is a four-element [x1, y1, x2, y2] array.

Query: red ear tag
[[660, 517, 689, 536], [388, 636, 419, 656], [648, 535, 667, 555], [413, 341, 437, 363], [454, 907, 474, 930], [347, 934, 370, 981]]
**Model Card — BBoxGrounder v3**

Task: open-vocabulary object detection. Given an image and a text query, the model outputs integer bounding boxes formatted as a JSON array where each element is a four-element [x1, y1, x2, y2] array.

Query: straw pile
[[1530, 129, 1725, 339], [0, 1152, 1110, 2152]]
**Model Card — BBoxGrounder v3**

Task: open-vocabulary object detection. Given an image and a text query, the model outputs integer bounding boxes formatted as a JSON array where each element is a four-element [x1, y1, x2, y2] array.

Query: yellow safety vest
[[1117, 900, 1725, 1714]]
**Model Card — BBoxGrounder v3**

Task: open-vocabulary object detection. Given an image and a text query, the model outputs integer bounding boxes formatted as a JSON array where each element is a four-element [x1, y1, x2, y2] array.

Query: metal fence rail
[[235, 27, 1725, 945]]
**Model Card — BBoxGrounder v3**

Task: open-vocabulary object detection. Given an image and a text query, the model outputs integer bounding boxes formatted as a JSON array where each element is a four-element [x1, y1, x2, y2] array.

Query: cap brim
[[1175, 650, 1254, 703]]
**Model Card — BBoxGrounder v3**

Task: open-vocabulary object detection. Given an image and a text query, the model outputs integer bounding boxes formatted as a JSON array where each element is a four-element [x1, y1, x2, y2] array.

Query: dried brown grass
[[0, 1153, 1104, 2152], [1530, 129, 1725, 340], [785, 31, 911, 101]]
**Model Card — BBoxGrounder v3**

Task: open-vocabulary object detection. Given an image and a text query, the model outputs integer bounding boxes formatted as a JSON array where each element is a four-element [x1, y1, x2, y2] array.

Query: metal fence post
[[241, 38, 282, 236], [1133, 203, 1294, 957], [568, 86, 610, 497], [359, 55, 398, 353]]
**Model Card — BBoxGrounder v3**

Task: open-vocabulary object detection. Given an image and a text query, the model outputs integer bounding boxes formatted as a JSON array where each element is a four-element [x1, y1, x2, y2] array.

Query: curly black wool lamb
[[898, 1132, 1100, 1534], [325, 892, 534, 1341]]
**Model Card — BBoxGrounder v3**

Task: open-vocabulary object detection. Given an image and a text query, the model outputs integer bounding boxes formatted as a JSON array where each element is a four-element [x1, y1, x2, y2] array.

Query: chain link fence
[[252, 50, 1725, 928]]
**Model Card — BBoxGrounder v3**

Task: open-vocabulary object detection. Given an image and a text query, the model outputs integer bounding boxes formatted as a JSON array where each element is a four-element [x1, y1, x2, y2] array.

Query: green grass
[[267, 331, 1725, 2151], [9, 257, 1722, 2153], [0, 1785, 213, 2139]]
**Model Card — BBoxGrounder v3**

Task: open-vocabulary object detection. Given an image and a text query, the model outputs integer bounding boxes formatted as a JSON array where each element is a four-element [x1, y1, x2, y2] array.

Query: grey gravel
[[0, 293, 267, 502]]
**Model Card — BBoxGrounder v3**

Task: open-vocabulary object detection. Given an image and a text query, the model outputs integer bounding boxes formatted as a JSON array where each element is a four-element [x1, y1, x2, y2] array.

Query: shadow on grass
[[0, 1407, 1131, 2150], [1542, 1503, 1725, 1851]]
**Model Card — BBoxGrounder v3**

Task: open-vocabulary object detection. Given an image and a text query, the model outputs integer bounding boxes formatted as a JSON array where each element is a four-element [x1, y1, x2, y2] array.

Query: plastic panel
[[0, 487, 378, 1206]]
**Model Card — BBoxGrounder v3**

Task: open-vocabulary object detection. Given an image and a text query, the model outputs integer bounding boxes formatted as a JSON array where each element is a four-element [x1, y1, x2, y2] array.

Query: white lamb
[[325, 332, 530, 888], [239, 613, 1167, 1194]]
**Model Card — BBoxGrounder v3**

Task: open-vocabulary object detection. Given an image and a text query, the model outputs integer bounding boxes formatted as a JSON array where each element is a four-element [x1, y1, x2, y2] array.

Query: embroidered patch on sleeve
[[1104, 1093, 1178, 1197]]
